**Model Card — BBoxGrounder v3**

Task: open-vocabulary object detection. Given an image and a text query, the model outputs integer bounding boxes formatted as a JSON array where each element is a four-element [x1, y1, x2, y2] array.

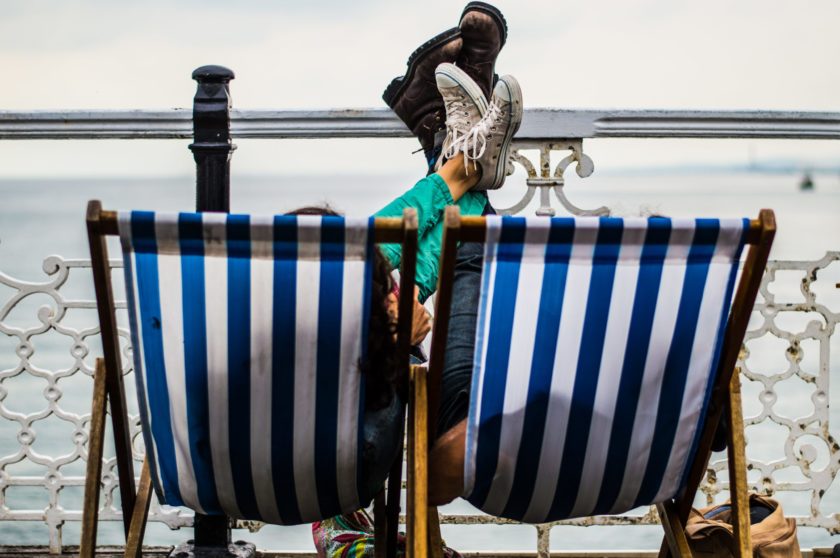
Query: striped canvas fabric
[[464, 216, 748, 523], [118, 210, 375, 524]]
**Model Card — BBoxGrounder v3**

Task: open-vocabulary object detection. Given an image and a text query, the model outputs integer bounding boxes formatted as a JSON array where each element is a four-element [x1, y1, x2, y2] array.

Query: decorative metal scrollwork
[[0, 257, 191, 553], [496, 140, 607, 217]]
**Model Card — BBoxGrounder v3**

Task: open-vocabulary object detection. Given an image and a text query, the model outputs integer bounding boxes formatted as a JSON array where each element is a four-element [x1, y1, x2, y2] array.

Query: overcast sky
[[2, 0, 840, 176]]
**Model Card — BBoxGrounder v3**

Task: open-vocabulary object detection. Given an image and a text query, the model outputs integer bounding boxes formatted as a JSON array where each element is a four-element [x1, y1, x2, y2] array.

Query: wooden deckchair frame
[[410, 207, 775, 558], [80, 200, 420, 558]]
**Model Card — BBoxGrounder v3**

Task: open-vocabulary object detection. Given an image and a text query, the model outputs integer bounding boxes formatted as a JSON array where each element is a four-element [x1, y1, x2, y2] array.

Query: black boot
[[382, 28, 462, 172], [458, 2, 507, 99]]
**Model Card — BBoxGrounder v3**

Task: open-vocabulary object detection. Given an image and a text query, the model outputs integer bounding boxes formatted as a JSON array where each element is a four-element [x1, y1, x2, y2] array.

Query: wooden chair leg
[[406, 378, 415, 558], [428, 506, 443, 558], [124, 458, 153, 558], [373, 490, 387, 558], [726, 371, 752, 558], [80, 358, 109, 558], [385, 439, 404, 558], [656, 500, 693, 557], [407, 365, 429, 558], [88, 201, 136, 534]]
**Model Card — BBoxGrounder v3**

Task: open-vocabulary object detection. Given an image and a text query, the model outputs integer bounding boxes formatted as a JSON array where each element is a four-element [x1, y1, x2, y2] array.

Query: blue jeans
[[435, 240, 485, 437], [435, 197, 496, 436]]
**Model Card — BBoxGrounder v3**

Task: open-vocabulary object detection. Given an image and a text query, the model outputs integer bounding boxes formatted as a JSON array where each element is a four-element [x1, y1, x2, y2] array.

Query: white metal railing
[[1, 108, 840, 140]]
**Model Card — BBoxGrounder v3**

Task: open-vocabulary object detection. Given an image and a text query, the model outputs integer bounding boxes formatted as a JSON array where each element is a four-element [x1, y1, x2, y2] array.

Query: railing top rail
[[2, 108, 840, 140]]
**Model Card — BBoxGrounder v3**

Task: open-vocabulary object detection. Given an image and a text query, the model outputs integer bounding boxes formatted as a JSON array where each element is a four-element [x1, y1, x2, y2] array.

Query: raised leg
[[80, 358, 109, 558], [125, 458, 153, 558], [726, 371, 752, 557]]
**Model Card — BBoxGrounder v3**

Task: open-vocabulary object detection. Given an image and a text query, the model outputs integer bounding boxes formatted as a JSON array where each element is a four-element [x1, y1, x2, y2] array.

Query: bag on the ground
[[685, 494, 801, 557]]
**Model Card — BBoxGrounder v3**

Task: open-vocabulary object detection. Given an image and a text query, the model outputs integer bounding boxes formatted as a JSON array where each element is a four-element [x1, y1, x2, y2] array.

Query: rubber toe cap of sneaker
[[435, 65, 460, 90], [493, 80, 513, 102]]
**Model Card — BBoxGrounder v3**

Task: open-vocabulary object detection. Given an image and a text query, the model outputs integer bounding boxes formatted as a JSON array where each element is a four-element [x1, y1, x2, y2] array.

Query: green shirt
[[374, 173, 487, 302]]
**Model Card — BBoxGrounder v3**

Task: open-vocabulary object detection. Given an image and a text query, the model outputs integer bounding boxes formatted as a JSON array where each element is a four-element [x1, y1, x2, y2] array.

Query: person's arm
[[374, 153, 484, 291]]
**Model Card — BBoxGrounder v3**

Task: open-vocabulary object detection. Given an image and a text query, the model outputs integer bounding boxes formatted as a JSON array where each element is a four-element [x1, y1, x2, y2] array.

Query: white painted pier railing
[[0, 108, 838, 556], [2, 108, 840, 139]]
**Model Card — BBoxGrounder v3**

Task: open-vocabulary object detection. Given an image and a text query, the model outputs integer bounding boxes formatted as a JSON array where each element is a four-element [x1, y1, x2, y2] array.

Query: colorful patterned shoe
[[312, 509, 463, 557]]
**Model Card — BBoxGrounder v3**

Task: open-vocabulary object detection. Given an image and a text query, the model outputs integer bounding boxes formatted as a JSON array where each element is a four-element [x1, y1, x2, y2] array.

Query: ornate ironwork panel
[[0, 258, 191, 554]]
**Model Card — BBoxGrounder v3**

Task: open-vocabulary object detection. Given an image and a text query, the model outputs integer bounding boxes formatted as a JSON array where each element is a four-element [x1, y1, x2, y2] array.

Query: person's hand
[[410, 286, 432, 345], [385, 287, 432, 345], [386, 292, 399, 333]]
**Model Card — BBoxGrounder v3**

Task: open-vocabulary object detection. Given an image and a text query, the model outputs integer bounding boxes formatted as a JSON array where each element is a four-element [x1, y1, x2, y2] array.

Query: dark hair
[[286, 206, 400, 411]]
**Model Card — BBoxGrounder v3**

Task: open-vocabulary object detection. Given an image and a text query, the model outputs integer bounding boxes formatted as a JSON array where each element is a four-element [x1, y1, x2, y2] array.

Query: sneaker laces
[[446, 101, 503, 174], [442, 94, 474, 158]]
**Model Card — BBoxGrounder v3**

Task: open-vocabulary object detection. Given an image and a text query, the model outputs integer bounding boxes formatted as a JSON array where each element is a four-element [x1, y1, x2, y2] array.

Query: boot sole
[[460, 1, 508, 48], [382, 27, 462, 107], [485, 76, 523, 191]]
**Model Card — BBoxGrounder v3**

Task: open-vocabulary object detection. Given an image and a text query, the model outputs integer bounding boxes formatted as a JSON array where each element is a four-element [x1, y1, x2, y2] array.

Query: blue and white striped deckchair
[[420, 207, 774, 558], [81, 201, 419, 558]]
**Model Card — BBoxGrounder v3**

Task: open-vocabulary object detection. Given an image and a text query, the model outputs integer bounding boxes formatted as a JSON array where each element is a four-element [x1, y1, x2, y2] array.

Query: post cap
[[192, 65, 235, 83]]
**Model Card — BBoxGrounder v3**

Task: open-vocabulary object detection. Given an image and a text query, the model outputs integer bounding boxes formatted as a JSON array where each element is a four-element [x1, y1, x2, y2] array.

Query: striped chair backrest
[[464, 216, 748, 523], [118, 210, 375, 524]]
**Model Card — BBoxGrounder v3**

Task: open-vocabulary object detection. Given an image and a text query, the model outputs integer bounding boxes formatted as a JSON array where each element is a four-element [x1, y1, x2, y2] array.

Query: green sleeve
[[374, 173, 486, 302]]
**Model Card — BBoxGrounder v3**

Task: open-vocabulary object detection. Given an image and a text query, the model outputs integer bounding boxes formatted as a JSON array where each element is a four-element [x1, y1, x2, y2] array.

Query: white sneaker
[[434, 62, 489, 171], [454, 74, 522, 190]]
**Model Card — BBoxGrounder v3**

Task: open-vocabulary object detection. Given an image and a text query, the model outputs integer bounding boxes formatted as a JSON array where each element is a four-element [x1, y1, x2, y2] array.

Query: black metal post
[[190, 64, 234, 550], [192, 513, 230, 548], [190, 65, 236, 213]]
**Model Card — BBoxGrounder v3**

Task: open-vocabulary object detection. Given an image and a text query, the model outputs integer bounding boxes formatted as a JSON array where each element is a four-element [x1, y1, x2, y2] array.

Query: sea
[[0, 171, 838, 551]]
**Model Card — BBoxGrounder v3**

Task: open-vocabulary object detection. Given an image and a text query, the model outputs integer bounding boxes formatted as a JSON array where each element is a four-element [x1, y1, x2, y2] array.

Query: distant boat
[[800, 172, 814, 191]]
